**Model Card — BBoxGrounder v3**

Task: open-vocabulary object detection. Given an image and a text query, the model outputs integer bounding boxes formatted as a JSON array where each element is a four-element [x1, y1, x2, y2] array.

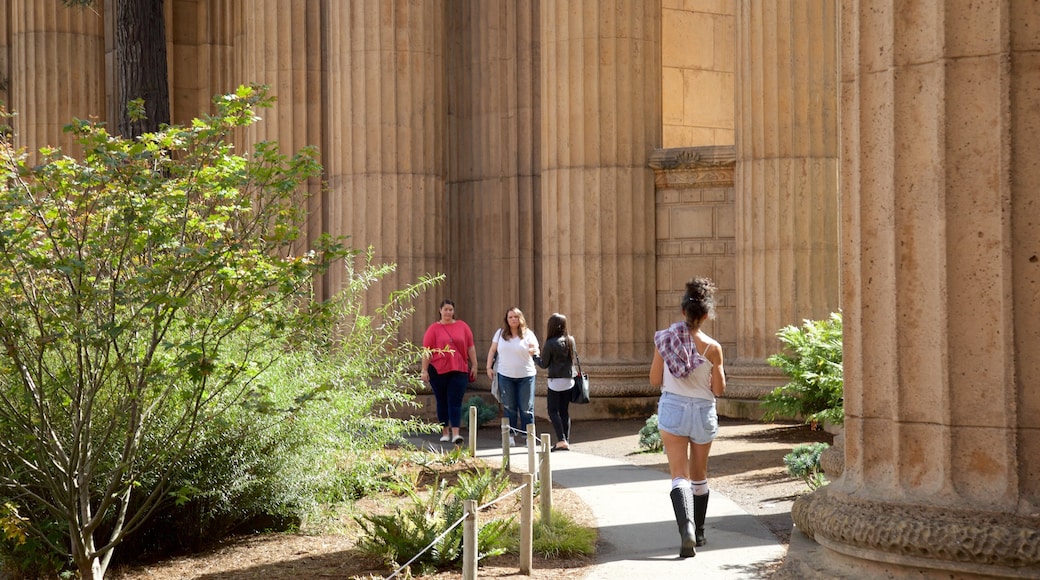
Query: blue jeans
[[498, 374, 535, 435], [429, 367, 468, 428]]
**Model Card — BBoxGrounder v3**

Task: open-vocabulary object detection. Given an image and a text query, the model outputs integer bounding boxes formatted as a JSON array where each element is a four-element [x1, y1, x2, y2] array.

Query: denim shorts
[[657, 391, 719, 444]]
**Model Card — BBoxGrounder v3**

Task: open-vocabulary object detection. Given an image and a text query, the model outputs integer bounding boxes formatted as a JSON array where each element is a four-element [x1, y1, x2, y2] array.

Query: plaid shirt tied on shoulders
[[653, 321, 706, 379]]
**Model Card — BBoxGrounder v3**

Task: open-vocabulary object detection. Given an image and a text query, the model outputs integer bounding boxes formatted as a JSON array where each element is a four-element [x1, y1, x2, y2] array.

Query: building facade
[[3, 2, 1037, 576]]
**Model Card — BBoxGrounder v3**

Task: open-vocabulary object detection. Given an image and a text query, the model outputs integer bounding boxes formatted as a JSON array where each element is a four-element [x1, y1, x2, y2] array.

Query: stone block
[[669, 206, 714, 237], [684, 69, 734, 129], [663, 9, 714, 70]]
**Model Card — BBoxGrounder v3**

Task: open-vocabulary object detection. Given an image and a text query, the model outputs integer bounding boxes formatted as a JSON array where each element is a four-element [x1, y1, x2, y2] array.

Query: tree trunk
[[115, 0, 170, 137]]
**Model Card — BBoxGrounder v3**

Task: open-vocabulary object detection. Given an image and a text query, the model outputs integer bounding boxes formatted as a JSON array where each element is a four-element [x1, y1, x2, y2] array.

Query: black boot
[[693, 491, 709, 546], [669, 487, 697, 558]]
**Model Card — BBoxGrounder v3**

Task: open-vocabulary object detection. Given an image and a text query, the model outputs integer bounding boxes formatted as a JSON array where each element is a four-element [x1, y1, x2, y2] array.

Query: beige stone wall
[[661, 0, 735, 148]]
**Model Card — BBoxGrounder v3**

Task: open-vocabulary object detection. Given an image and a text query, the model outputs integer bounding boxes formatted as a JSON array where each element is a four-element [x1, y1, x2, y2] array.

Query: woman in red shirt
[[421, 299, 478, 444]]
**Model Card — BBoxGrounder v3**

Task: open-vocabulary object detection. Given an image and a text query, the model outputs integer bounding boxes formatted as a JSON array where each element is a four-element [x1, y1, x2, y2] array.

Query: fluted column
[[324, 1, 448, 341], [233, 0, 325, 296], [7, 0, 105, 155], [787, 2, 1040, 577], [540, 0, 660, 364], [730, 0, 840, 401], [447, 0, 539, 351], [170, 0, 235, 123]]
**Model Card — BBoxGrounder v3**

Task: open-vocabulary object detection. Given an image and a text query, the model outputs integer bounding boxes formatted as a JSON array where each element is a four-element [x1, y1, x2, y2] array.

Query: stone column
[[233, 0, 325, 296], [787, 2, 1040, 577], [170, 0, 235, 123], [6, 0, 105, 155], [730, 0, 841, 407], [447, 0, 539, 353], [540, 0, 660, 367], [324, 1, 448, 340]]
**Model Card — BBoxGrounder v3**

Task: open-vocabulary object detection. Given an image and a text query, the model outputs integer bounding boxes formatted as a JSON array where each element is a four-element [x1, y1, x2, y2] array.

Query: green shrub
[[0, 86, 441, 577], [461, 396, 499, 428], [504, 509, 596, 558], [355, 476, 513, 572], [638, 414, 663, 453], [762, 312, 844, 426], [784, 442, 830, 491], [453, 468, 511, 505]]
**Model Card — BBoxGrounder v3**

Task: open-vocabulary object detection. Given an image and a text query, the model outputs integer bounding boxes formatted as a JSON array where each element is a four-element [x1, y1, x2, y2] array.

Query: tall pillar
[[447, 0, 539, 352], [6, 0, 105, 155], [787, 2, 1040, 577], [730, 0, 841, 405], [233, 0, 325, 296], [324, 1, 448, 340], [540, 0, 660, 366], [170, 0, 235, 123]]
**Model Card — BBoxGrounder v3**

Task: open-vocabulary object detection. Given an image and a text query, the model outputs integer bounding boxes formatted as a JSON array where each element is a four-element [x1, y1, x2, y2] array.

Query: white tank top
[[661, 342, 714, 401]]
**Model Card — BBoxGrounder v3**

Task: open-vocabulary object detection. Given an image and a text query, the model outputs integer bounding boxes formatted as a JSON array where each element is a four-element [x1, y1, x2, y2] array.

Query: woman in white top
[[485, 307, 539, 445], [650, 277, 726, 558]]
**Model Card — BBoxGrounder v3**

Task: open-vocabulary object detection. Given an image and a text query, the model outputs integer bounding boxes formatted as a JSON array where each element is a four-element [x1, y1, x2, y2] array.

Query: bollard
[[468, 406, 477, 456], [501, 418, 510, 470], [463, 499, 477, 580], [527, 423, 537, 482], [539, 433, 552, 524], [520, 473, 533, 575]]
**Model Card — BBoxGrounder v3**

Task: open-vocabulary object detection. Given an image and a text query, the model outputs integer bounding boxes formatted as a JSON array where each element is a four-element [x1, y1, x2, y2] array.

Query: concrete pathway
[[467, 439, 786, 579]]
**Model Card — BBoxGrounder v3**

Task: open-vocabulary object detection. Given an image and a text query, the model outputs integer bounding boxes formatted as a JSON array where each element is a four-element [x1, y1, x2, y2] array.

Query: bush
[[761, 312, 844, 426], [461, 395, 499, 428], [638, 415, 663, 453], [784, 442, 830, 491], [0, 85, 441, 578], [505, 509, 597, 558], [355, 471, 514, 573]]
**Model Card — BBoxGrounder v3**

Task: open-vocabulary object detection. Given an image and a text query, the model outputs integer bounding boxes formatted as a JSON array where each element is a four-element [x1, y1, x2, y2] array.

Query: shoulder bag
[[570, 339, 590, 404]]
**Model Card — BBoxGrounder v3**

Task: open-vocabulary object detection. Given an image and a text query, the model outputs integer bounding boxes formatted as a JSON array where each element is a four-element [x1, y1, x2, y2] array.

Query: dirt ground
[[109, 416, 833, 580]]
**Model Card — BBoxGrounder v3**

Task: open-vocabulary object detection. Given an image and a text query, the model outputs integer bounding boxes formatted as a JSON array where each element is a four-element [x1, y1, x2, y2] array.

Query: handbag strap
[[569, 336, 583, 374]]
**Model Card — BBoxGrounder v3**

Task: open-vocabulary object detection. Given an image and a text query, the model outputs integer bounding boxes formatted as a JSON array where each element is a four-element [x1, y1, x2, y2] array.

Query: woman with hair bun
[[650, 277, 726, 558]]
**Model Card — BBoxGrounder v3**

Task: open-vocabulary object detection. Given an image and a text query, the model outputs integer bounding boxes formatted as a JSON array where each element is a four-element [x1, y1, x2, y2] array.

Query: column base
[[785, 486, 1040, 579], [716, 360, 786, 419]]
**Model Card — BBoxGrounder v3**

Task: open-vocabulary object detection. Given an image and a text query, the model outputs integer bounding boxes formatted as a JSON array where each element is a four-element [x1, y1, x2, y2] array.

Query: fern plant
[[355, 477, 512, 570], [762, 312, 844, 426]]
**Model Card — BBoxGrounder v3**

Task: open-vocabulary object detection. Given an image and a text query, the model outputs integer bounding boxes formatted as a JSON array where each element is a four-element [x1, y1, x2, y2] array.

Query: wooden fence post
[[501, 418, 510, 469], [463, 499, 477, 580], [520, 473, 533, 575], [539, 433, 552, 524], [526, 423, 537, 481], [468, 406, 477, 456]]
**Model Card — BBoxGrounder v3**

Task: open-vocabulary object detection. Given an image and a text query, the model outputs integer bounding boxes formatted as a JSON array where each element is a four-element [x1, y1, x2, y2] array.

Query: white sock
[[692, 479, 709, 496], [671, 477, 691, 491]]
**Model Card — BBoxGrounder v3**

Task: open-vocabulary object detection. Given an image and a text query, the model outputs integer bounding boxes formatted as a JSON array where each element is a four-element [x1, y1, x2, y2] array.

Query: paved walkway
[[424, 431, 786, 579]]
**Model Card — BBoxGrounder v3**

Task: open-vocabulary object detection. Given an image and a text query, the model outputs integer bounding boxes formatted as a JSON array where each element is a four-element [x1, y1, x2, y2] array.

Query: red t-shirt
[[423, 320, 475, 374]]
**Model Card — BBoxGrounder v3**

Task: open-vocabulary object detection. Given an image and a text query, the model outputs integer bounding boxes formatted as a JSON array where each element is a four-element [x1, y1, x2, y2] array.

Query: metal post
[[520, 473, 533, 575], [539, 433, 552, 524], [463, 499, 477, 580]]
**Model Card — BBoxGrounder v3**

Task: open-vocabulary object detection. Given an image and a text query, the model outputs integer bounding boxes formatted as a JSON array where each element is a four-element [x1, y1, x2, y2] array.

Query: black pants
[[546, 388, 572, 443]]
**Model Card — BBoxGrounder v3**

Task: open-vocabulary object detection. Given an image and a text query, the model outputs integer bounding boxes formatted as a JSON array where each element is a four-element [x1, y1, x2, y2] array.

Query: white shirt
[[493, 328, 539, 378]]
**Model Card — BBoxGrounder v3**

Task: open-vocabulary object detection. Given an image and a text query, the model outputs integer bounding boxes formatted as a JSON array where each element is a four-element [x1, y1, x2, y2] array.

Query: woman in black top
[[532, 313, 576, 451]]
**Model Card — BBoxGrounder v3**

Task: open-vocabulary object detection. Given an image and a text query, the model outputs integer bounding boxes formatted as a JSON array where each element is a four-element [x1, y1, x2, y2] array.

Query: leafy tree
[[0, 85, 346, 580], [761, 312, 844, 427]]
